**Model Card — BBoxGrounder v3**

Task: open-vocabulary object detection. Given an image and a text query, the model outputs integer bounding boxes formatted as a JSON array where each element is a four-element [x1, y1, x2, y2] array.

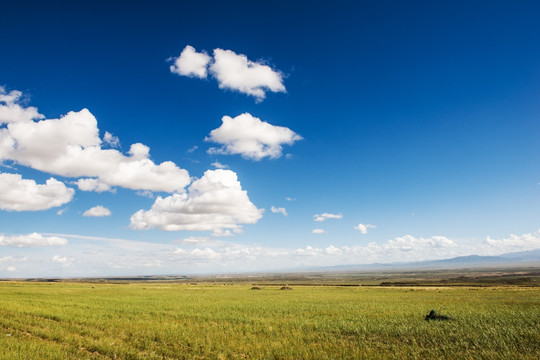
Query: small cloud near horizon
[[271, 206, 287, 216], [313, 213, 343, 222]]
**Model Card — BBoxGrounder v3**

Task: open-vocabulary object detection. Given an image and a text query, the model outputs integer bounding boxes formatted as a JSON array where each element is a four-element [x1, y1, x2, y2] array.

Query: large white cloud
[[130, 169, 263, 236], [0, 232, 68, 247], [170, 45, 211, 78], [0, 90, 191, 193], [206, 113, 302, 160], [170, 46, 286, 101], [0, 173, 74, 211], [210, 48, 286, 101]]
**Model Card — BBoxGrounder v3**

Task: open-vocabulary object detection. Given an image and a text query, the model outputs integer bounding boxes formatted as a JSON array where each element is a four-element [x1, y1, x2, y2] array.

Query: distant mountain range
[[398, 248, 540, 268], [298, 249, 540, 272]]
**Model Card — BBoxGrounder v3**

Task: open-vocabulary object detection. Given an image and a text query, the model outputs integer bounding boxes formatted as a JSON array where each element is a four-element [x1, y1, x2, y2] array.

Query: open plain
[[1, 270, 539, 359]]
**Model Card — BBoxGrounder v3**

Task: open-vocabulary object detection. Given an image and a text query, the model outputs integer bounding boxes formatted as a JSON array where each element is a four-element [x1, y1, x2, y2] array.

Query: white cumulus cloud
[[313, 213, 343, 222], [130, 169, 263, 236], [170, 46, 286, 102], [0, 173, 74, 211], [210, 48, 286, 101], [0, 233, 68, 247], [83, 205, 111, 217], [0, 91, 192, 193], [170, 45, 211, 79], [172, 247, 221, 260], [354, 223, 376, 234], [206, 113, 302, 160], [312, 228, 326, 234], [271, 206, 288, 216], [325, 245, 343, 255], [0, 87, 43, 124], [382, 235, 456, 251], [483, 230, 540, 254]]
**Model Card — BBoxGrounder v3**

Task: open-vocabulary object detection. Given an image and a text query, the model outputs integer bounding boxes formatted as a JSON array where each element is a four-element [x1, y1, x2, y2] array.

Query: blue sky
[[1, 1, 540, 277]]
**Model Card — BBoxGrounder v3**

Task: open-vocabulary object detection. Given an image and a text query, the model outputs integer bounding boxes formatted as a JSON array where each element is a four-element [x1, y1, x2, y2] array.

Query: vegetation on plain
[[1, 275, 539, 359]]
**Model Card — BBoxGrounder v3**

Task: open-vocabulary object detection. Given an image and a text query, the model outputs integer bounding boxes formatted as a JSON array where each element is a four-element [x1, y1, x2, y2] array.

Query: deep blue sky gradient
[[1, 1, 539, 274]]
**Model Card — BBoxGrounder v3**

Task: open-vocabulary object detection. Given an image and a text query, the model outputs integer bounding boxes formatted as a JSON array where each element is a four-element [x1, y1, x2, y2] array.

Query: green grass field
[[0, 282, 539, 359]]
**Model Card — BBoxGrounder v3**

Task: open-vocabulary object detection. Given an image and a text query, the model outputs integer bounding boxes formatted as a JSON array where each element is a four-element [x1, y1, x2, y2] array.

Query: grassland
[[1, 278, 539, 359]]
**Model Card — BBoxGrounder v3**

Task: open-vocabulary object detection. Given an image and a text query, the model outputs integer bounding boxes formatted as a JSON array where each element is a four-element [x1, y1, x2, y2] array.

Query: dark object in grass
[[425, 309, 452, 321], [280, 286, 293, 290], [251, 286, 263, 290]]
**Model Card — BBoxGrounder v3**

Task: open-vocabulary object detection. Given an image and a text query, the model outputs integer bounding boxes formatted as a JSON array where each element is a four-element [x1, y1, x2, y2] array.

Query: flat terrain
[[1, 279, 539, 359]]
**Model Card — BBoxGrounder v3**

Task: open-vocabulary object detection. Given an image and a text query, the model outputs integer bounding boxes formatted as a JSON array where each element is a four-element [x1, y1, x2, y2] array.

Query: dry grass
[[0, 282, 538, 359]]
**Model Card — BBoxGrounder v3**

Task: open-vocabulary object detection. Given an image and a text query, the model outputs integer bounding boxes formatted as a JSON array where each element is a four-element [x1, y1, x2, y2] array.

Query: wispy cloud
[[211, 161, 228, 169], [271, 206, 288, 216], [103, 131, 120, 148], [42, 233, 162, 247], [5, 230, 540, 277], [180, 236, 212, 245], [135, 190, 154, 198], [313, 213, 343, 222], [354, 223, 376, 234]]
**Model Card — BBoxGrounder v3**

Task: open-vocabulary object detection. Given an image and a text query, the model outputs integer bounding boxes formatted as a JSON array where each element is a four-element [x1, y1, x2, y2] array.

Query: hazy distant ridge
[[300, 249, 540, 272]]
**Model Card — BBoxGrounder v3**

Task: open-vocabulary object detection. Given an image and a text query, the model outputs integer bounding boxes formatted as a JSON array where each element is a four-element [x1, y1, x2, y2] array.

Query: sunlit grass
[[0, 282, 538, 359]]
